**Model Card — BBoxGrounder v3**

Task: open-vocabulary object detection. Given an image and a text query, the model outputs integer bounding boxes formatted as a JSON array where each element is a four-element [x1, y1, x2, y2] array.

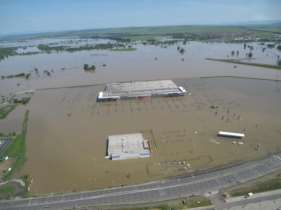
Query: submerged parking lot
[[19, 77, 281, 194]]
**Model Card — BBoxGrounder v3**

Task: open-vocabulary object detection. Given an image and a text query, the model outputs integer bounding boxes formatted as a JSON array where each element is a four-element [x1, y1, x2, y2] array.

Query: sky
[[0, 0, 281, 35]]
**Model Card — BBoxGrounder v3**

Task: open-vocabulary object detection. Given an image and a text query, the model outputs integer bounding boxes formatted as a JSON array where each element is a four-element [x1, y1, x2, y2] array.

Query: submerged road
[[1, 153, 281, 210]]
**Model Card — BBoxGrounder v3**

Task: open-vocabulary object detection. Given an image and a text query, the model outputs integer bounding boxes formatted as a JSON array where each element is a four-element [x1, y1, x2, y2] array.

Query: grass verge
[[230, 177, 281, 196], [228, 171, 281, 197], [0, 184, 15, 199], [119, 196, 212, 210], [0, 181, 27, 200]]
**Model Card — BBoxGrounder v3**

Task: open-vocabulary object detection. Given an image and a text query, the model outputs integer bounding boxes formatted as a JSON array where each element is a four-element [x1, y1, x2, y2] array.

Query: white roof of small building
[[107, 133, 150, 160]]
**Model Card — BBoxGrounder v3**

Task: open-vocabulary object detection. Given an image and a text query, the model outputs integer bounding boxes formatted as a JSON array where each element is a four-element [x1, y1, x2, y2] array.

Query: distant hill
[[1, 21, 281, 42], [232, 20, 281, 26]]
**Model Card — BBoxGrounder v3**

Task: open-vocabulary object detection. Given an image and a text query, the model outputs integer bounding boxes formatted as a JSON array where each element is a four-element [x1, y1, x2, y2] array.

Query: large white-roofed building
[[97, 80, 186, 101]]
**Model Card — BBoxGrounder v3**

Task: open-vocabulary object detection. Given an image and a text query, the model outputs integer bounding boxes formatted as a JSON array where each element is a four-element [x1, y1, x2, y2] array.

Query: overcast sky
[[1, 0, 281, 35]]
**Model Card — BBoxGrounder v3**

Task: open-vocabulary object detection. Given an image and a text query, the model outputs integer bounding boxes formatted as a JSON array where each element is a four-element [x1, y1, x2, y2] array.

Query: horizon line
[[1, 19, 281, 38]]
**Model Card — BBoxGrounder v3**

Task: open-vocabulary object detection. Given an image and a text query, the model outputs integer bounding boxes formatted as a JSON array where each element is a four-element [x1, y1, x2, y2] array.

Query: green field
[[1, 24, 280, 42]]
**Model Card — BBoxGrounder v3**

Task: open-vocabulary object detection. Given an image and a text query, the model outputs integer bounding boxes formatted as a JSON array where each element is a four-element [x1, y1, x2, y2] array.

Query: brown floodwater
[[0, 105, 26, 134], [0, 40, 281, 195], [0, 41, 281, 96], [21, 77, 281, 195]]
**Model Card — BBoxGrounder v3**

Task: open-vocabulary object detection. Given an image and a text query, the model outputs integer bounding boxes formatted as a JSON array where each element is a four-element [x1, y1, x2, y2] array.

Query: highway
[[1, 153, 281, 210]]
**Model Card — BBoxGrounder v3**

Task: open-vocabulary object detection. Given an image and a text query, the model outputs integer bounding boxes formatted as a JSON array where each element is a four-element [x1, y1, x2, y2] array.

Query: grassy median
[[120, 196, 212, 210], [228, 171, 281, 197], [230, 177, 281, 196]]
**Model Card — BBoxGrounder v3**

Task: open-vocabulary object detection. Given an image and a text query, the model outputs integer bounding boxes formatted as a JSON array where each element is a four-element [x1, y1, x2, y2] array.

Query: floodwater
[[0, 41, 281, 96], [0, 105, 26, 134], [0, 40, 281, 194], [22, 77, 281, 194]]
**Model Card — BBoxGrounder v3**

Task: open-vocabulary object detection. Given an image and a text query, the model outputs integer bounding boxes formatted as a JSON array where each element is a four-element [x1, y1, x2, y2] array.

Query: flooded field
[[0, 105, 26, 134], [0, 40, 281, 195], [0, 41, 281, 96], [20, 77, 281, 194]]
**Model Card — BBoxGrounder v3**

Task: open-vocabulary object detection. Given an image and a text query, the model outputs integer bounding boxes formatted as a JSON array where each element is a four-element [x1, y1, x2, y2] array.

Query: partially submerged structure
[[106, 133, 150, 160], [97, 80, 186, 101], [12, 90, 34, 104], [218, 131, 245, 139]]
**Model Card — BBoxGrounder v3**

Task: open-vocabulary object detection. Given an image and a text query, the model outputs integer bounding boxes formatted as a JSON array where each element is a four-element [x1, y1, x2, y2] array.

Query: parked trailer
[[218, 131, 245, 139]]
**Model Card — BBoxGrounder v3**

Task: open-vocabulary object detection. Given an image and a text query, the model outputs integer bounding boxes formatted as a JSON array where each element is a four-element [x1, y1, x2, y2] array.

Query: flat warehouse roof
[[106, 80, 179, 94], [97, 80, 186, 101]]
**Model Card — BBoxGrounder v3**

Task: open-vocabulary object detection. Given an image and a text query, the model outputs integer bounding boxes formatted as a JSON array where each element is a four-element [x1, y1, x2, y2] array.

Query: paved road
[[1, 153, 281, 210]]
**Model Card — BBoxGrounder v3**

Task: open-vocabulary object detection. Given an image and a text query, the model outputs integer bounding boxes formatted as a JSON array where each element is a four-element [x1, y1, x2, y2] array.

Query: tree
[[43, 70, 51, 76], [83, 64, 96, 71], [179, 48, 185, 55], [267, 44, 275, 49], [83, 64, 89, 70], [247, 52, 253, 59], [25, 73, 31, 80]]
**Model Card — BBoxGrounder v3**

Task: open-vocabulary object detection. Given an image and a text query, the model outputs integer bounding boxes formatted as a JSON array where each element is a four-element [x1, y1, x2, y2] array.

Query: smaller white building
[[218, 131, 245, 139], [106, 133, 150, 160]]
